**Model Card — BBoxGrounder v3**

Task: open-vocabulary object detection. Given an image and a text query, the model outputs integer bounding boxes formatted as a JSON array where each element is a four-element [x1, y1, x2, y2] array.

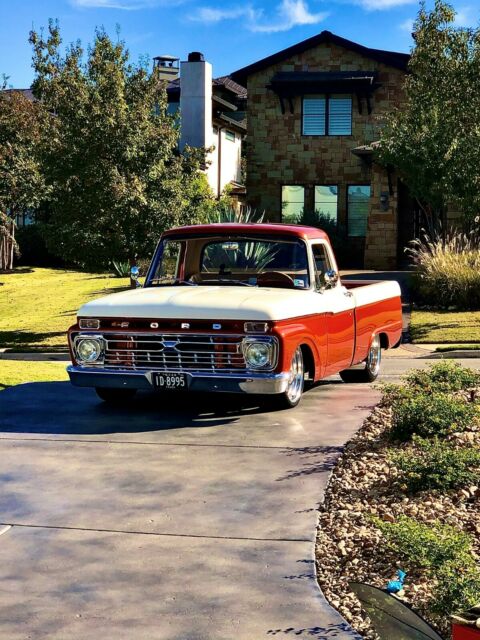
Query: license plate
[[153, 372, 188, 391]]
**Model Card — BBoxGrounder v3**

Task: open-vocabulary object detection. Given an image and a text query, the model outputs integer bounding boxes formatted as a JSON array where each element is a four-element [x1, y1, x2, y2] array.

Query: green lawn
[[0, 267, 129, 351], [0, 360, 69, 391], [410, 309, 480, 344]]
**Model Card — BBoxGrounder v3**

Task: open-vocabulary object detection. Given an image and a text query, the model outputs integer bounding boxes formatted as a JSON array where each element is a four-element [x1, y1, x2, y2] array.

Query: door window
[[312, 243, 332, 290]]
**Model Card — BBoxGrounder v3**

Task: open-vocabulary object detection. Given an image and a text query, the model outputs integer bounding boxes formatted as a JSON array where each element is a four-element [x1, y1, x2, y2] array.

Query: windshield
[[147, 236, 310, 289]]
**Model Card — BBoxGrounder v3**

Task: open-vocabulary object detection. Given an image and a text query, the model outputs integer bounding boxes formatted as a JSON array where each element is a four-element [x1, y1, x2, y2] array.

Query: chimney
[[179, 52, 213, 151], [153, 55, 179, 82]]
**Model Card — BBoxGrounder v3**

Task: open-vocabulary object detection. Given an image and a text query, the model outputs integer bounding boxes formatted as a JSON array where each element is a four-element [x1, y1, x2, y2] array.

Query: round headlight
[[244, 342, 271, 369], [77, 338, 102, 363]]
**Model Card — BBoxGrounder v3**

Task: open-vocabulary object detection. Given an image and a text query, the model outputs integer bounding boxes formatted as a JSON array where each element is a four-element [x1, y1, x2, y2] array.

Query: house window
[[225, 130, 235, 142], [347, 185, 371, 237], [303, 94, 352, 136], [282, 185, 305, 223], [315, 186, 338, 223]]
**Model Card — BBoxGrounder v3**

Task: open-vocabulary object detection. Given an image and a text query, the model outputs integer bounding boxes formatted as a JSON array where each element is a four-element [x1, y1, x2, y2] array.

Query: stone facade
[[240, 39, 407, 269]]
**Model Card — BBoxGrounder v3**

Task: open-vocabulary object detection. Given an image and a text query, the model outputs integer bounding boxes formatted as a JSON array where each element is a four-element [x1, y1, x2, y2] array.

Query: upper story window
[[225, 130, 236, 142], [303, 94, 352, 136], [281, 185, 305, 223]]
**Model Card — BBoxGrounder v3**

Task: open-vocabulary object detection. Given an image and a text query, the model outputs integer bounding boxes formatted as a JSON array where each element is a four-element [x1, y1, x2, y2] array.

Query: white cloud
[[454, 5, 478, 27], [71, 0, 182, 9], [399, 17, 414, 32], [357, 0, 416, 10], [191, 0, 328, 33], [190, 6, 258, 24]]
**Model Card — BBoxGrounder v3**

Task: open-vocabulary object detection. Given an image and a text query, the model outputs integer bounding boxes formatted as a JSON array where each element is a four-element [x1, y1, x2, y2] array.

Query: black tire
[[95, 387, 137, 404], [339, 335, 382, 383], [273, 346, 305, 409]]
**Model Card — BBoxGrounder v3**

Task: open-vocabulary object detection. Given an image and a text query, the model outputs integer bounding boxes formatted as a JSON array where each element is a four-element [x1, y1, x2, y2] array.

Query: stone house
[[231, 31, 413, 269]]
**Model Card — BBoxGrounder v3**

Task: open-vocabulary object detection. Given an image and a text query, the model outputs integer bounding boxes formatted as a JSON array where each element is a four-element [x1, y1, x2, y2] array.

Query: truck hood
[[78, 285, 320, 322]]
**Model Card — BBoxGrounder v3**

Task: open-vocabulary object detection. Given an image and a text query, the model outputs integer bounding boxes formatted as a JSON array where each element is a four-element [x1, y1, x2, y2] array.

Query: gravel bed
[[315, 392, 480, 639]]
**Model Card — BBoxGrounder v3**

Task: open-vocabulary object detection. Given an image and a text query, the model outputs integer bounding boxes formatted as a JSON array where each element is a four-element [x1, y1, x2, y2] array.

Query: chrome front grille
[[103, 333, 247, 372]]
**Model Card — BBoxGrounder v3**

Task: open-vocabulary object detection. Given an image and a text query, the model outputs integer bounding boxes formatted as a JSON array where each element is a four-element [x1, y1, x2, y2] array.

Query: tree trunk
[[129, 256, 137, 289]]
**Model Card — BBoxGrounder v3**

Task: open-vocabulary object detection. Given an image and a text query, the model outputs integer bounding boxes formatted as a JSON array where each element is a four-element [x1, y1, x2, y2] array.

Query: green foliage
[[29, 22, 209, 271], [391, 436, 480, 492], [201, 198, 265, 224], [390, 391, 478, 441], [374, 515, 480, 615], [374, 515, 474, 571], [405, 361, 480, 393], [111, 260, 131, 278], [409, 228, 480, 310], [378, 0, 480, 223], [382, 361, 480, 405], [15, 224, 63, 267], [0, 86, 48, 218]]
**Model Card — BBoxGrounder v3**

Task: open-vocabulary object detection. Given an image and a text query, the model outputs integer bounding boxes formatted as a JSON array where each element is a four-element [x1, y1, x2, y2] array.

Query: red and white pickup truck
[[68, 223, 402, 408]]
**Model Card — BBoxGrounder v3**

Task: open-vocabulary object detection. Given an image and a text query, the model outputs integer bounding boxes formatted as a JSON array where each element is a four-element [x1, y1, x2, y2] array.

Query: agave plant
[[205, 204, 265, 224], [111, 260, 131, 278]]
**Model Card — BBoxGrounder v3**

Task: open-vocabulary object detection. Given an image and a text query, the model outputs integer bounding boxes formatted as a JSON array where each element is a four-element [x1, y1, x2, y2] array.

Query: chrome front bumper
[[67, 365, 290, 395]]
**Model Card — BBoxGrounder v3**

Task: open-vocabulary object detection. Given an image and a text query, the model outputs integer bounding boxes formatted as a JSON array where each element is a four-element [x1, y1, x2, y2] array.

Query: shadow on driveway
[[0, 381, 287, 436]]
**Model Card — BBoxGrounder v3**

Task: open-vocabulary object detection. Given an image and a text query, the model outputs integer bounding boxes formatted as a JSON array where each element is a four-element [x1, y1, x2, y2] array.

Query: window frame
[[314, 184, 339, 225], [302, 94, 352, 137], [346, 184, 371, 238], [225, 130, 236, 142], [309, 240, 337, 292], [281, 184, 306, 223]]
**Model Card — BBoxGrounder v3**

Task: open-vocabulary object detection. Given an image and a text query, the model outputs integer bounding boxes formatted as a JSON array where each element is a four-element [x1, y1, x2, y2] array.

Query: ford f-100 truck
[[67, 223, 402, 408]]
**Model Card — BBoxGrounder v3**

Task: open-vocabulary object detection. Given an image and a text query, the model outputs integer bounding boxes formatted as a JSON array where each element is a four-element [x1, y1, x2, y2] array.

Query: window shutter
[[328, 96, 352, 135], [303, 96, 326, 135]]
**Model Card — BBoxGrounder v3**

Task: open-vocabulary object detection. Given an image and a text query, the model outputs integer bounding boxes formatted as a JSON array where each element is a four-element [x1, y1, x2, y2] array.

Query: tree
[[0, 85, 47, 269], [30, 22, 212, 272], [378, 1, 480, 226]]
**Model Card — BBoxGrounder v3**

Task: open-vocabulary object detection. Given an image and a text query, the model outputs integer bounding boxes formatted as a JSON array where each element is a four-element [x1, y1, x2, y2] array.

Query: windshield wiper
[[150, 279, 198, 286], [200, 279, 256, 287]]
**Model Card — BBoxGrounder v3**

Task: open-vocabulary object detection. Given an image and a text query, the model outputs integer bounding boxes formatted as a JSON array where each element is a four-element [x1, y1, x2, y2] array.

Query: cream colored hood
[[78, 285, 321, 322]]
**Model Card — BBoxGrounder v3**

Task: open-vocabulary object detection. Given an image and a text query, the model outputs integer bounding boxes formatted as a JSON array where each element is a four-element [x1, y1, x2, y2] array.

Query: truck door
[[311, 242, 355, 376]]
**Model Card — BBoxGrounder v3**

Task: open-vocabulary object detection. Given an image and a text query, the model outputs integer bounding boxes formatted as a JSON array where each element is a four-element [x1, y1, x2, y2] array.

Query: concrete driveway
[[1, 357, 477, 639]]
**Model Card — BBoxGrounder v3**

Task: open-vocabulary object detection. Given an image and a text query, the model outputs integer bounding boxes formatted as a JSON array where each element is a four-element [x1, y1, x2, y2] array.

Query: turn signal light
[[244, 322, 269, 333], [79, 318, 100, 329]]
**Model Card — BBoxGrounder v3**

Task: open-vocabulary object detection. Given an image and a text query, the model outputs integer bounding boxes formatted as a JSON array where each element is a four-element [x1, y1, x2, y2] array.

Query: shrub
[[374, 515, 474, 571], [111, 260, 131, 278], [15, 224, 63, 267], [391, 437, 480, 492], [390, 392, 479, 441], [405, 361, 480, 394], [408, 228, 480, 310], [374, 516, 480, 615]]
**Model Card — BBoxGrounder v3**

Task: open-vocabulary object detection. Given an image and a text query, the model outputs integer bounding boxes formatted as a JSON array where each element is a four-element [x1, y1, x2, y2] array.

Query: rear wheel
[[95, 387, 137, 404], [273, 346, 305, 409], [339, 335, 382, 383]]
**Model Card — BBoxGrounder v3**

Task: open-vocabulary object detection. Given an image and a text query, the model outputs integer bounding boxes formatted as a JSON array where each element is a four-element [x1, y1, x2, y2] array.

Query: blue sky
[[1, 0, 478, 88]]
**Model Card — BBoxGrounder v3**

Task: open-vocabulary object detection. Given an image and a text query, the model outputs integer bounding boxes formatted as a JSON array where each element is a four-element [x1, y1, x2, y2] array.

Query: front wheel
[[339, 335, 382, 383], [95, 387, 137, 404], [273, 346, 305, 409]]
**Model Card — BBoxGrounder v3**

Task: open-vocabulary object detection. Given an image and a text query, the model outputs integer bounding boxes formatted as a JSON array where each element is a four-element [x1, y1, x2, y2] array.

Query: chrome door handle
[[344, 290, 353, 297]]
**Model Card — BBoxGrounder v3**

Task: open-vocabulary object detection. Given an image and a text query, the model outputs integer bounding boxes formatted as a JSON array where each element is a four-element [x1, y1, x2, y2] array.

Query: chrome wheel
[[366, 335, 381, 378], [339, 334, 382, 383], [285, 347, 304, 406]]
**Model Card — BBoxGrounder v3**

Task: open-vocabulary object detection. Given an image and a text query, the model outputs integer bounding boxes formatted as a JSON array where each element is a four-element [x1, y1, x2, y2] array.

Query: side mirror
[[130, 266, 141, 288], [324, 269, 339, 289]]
